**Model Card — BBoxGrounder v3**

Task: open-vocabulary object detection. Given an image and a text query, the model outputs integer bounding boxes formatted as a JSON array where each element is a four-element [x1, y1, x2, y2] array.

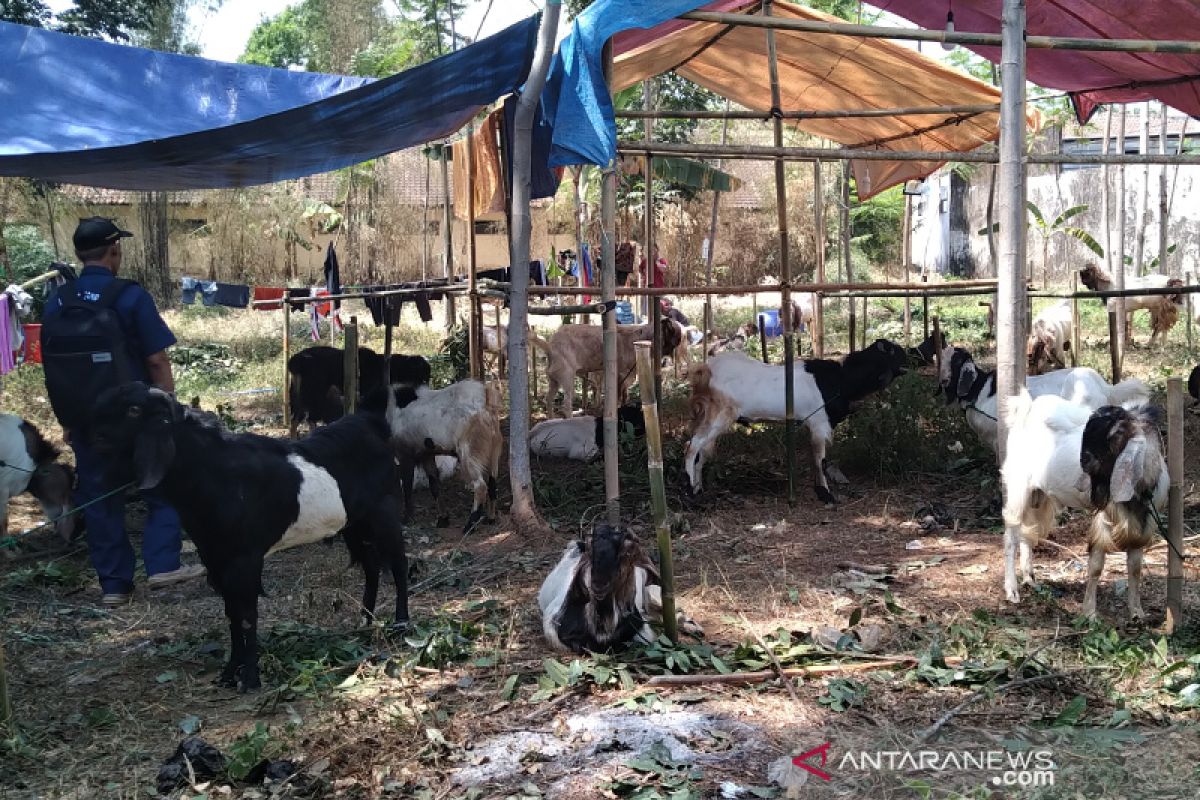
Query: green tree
[[55, 0, 163, 42], [0, 0, 51, 27], [239, 5, 311, 68]]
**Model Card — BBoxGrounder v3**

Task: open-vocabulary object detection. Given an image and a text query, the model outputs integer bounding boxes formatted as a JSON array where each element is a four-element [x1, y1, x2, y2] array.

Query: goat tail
[[1108, 378, 1151, 407], [529, 331, 552, 354]]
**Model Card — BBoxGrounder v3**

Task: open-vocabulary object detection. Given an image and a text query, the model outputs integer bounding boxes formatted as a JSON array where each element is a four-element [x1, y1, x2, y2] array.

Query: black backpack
[[42, 279, 140, 429]]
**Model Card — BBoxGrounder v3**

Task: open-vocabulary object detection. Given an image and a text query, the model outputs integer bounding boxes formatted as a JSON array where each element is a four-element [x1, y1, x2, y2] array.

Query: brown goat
[[543, 319, 678, 417]]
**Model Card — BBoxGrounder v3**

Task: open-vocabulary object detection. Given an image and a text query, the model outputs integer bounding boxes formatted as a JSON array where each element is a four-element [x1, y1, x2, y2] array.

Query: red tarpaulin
[[876, 0, 1200, 121]]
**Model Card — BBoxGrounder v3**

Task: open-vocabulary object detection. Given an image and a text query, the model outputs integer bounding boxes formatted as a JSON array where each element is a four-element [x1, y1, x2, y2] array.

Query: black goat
[[90, 383, 408, 692], [1188, 365, 1199, 404], [288, 346, 430, 436], [905, 330, 946, 368]]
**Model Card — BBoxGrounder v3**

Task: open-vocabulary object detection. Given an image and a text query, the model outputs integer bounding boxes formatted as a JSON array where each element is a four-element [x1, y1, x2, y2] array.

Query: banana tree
[[979, 201, 1104, 287]]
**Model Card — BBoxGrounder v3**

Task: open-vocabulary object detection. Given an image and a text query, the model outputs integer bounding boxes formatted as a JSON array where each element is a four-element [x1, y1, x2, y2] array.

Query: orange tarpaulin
[[613, 0, 1037, 198]]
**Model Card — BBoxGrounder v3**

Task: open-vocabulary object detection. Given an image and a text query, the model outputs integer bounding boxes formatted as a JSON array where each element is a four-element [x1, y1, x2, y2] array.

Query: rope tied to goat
[[0, 480, 137, 549]]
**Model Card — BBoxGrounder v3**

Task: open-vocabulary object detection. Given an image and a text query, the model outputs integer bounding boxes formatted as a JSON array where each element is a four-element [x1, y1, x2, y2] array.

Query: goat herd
[[2, 285, 1198, 693]]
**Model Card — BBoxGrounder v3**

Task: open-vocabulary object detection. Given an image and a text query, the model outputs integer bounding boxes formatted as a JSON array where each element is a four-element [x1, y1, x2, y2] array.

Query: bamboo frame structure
[[617, 104, 1001, 120], [1165, 377, 1185, 633], [602, 41, 621, 526], [466, 121, 482, 381]]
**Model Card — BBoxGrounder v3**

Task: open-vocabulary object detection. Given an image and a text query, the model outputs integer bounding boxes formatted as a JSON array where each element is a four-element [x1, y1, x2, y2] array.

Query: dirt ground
[[4, 336, 1200, 799]]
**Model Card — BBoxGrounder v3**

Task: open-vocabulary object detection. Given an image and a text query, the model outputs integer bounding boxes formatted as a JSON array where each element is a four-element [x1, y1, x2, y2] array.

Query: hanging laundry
[[452, 111, 506, 219], [414, 290, 433, 323], [323, 243, 341, 310], [253, 286, 285, 310], [181, 276, 217, 305], [476, 267, 509, 283], [212, 282, 249, 308], [529, 260, 547, 287]]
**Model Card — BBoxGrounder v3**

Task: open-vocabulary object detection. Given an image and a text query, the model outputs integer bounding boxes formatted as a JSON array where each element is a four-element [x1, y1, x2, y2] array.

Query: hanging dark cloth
[[501, 94, 562, 203], [324, 243, 341, 310]]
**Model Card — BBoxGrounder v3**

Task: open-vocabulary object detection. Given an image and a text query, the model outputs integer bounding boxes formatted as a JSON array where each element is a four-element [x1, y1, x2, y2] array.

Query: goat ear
[[956, 361, 977, 398], [1110, 437, 1146, 503], [132, 417, 176, 491]]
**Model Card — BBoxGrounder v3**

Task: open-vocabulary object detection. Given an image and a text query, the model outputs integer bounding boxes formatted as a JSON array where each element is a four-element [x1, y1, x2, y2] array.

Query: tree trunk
[[506, 3, 560, 535], [0, 179, 14, 281], [138, 191, 171, 305]]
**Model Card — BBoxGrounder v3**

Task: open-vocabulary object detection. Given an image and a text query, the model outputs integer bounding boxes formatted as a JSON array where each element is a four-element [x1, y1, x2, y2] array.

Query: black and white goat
[[0, 414, 77, 542], [1001, 391, 1168, 620], [684, 340, 908, 504], [90, 383, 408, 692], [372, 380, 503, 532], [287, 346, 430, 436], [538, 523, 703, 653], [1079, 263, 1184, 346], [940, 346, 1150, 452], [528, 404, 645, 462]]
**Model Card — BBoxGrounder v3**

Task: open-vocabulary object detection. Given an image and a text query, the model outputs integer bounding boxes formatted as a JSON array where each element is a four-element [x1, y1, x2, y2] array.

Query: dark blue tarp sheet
[[0, 15, 539, 189], [541, 0, 707, 168]]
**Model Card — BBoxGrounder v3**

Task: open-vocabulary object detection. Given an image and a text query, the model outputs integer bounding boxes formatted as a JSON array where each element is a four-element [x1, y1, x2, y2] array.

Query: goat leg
[[238, 599, 261, 692], [425, 457, 449, 529], [1019, 538, 1035, 587], [397, 457, 417, 522], [1126, 548, 1146, 623], [1003, 525, 1023, 604], [378, 497, 410, 633], [217, 597, 242, 689], [1081, 543, 1106, 619]]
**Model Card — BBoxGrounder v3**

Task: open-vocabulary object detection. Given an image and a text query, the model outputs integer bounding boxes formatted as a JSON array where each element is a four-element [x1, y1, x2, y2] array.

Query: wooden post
[[931, 316, 942, 378], [902, 195, 912, 347], [643, 78, 656, 325], [843, 161, 854, 352], [440, 143, 456, 331], [635, 341, 677, 641], [1115, 106, 1128, 354], [1108, 310, 1121, 383], [1164, 376, 1185, 634], [494, 303, 506, 379], [343, 317, 359, 415], [1070, 272, 1080, 367], [813, 160, 826, 359], [994, 0, 1028, 465], [602, 40, 621, 526], [704, 103, 732, 361], [282, 303, 293, 437], [765, 0, 796, 505], [467, 121, 482, 380], [1158, 101, 1169, 277], [861, 295, 868, 350], [651, 291, 663, 400]]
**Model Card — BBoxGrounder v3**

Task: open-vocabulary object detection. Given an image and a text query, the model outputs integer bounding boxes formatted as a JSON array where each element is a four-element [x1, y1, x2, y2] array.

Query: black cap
[[73, 216, 133, 252]]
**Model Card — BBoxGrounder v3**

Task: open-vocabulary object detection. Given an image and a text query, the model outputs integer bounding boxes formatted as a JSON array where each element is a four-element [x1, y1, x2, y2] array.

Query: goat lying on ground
[[1027, 300, 1074, 375], [543, 319, 679, 417], [940, 346, 1150, 452], [685, 340, 908, 504], [288, 346, 430, 436], [1079, 263, 1184, 346], [369, 380, 503, 532], [1001, 392, 1168, 619], [539, 523, 703, 653], [529, 404, 645, 462], [0, 414, 77, 542], [90, 383, 408, 692]]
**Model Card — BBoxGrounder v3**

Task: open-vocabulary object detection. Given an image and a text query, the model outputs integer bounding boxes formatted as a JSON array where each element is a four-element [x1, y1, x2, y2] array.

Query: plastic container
[[756, 309, 782, 338], [22, 323, 42, 364]]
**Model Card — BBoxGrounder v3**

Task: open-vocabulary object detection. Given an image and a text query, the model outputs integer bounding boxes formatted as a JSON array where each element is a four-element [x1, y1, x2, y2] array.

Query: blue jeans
[[71, 438, 183, 594]]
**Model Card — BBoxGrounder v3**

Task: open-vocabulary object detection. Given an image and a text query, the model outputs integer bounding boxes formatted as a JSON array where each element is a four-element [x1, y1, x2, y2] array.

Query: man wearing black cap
[[42, 217, 203, 606]]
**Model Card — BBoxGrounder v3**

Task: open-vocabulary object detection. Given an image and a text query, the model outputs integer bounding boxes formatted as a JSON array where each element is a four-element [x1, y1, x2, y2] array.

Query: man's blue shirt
[[42, 265, 176, 382]]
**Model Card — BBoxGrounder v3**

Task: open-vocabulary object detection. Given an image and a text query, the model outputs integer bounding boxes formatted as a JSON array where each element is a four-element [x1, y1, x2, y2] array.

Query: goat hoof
[[388, 619, 410, 635], [815, 486, 838, 506], [1004, 586, 1021, 604], [435, 516, 450, 529]]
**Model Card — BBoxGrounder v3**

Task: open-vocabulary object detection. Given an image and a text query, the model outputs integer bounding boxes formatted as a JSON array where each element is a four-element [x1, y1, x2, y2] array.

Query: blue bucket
[[757, 309, 782, 338], [615, 300, 636, 325]]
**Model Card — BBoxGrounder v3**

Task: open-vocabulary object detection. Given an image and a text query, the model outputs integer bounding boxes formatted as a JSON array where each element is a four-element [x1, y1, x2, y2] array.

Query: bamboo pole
[[1136, 102, 1151, 275], [602, 40, 620, 527], [466, 122, 482, 381], [704, 102, 732, 359], [1164, 377, 1185, 633], [903, 195, 912, 347], [642, 77, 661, 395], [1116, 106, 1128, 357], [343, 317, 359, 415], [645, 656, 944, 687], [813, 159, 825, 358], [519, 278, 1003, 296], [759, 313, 770, 364], [677, 9, 1200, 53], [860, 295, 868, 349], [995, 0, 1027, 466], [765, 0, 796, 505], [1158, 102, 1170, 276], [282, 303, 293, 437], [635, 341, 677, 641], [1102, 106, 1113, 279], [1108, 311, 1121, 382], [617, 141, 1200, 166], [440, 145, 455, 331], [842, 161, 854, 352], [1070, 272, 1080, 367], [618, 104, 1001, 120]]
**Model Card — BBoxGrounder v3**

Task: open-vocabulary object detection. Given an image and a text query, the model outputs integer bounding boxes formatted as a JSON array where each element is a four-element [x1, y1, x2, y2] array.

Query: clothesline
[[250, 282, 470, 309]]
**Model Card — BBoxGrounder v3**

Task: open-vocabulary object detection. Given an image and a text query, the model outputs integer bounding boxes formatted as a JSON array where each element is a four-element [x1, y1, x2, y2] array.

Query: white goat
[[1079, 263, 1184, 346], [685, 342, 907, 504], [1026, 300, 1074, 375], [940, 346, 1150, 452], [1001, 392, 1168, 620], [381, 380, 503, 532], [539, 523, 702, 653], [529, 405, 645, 462]]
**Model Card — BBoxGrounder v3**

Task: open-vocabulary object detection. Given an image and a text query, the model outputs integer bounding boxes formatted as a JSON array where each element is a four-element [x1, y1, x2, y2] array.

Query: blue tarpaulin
[[541, 0, 707, 168], [0, 15, 540, 189]]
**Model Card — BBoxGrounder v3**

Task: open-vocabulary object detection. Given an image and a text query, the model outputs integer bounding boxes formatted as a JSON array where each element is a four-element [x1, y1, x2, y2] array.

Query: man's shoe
[[147, 563, 207, 589], [101, 592, 132, 607]]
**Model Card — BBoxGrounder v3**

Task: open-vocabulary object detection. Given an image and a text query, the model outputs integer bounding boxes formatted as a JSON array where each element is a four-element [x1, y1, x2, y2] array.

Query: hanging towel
[[253, 286, 285, 310], [181, 276, 217, 305], [414, 290, 433, 323], [529, 260, 547, 287], [452, 111, 507, 219], [323, 243, 341, 310], [212, 282, 249, 308]]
